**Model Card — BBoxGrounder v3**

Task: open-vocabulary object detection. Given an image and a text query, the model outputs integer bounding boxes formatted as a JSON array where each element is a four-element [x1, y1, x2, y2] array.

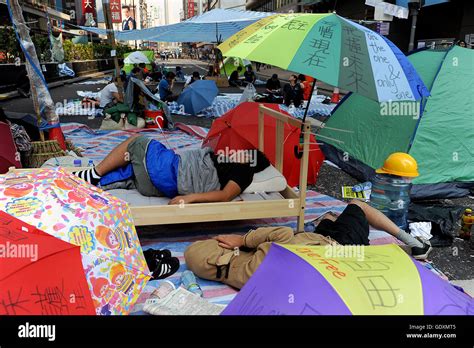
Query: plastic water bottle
[[352, 181, 372, 193], [181, 270, 203, 297], [369, 174, 412, 230], [87, 160, 94, 167]]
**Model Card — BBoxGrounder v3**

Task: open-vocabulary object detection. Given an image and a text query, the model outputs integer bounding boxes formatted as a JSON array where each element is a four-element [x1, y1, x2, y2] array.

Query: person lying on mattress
[[73, 135, 271, 204], [184, 200, 432, 289]]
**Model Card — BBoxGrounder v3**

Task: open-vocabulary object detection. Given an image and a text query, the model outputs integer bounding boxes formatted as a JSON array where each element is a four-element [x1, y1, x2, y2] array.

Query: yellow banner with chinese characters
[[280, 244, 423, 315]]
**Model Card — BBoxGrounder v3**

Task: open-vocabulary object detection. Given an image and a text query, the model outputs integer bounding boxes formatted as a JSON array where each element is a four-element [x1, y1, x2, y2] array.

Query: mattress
[[108, 189, 285, 207], [107, 164, 288, 206]]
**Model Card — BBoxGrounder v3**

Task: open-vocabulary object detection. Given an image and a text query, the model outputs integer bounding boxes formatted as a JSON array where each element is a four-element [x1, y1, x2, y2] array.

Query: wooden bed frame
[[10, 105, 311, 232]]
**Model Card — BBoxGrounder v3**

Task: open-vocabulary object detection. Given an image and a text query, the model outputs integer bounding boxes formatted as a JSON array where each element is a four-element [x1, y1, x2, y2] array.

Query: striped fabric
[[61, 122, 208, 163]]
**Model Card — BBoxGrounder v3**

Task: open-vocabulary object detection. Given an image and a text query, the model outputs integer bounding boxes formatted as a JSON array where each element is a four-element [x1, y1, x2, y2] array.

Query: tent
[[80, 9, 273, 43], [220, 57, 251, 76], [319, 46, 474, 199], [123, 50, 154, 74]]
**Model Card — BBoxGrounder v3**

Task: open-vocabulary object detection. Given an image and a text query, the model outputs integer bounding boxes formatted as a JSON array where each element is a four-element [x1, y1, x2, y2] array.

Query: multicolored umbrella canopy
[[202, 102, 324, 187], [0, 211, 96, 315], [218, 13, 430, 102], [222, 244, 474, 315], [0, 168, 151, 315]]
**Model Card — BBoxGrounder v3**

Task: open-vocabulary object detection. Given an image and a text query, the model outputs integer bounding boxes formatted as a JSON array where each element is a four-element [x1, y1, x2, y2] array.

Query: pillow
[[244, 165, 287, 193]]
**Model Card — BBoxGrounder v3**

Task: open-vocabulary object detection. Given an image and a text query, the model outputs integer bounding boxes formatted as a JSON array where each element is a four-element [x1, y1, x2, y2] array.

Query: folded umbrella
[[178, 80, 219, 115]]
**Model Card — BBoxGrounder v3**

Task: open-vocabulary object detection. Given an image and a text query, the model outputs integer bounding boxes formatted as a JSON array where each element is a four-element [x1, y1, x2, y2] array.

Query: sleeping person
[[73, 135, 271, 204]]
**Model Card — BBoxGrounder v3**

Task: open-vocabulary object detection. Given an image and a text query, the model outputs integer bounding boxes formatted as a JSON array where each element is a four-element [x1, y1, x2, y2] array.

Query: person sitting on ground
[[124, 67, 142, 90], [158, 71, 178, 102], [283, 74, 304, 107], [175, 66, 185, 80], [243, 65, 256, 85], [185, 71, 201, 88], [228, 66, 243, 87], [184, 199, 432, 289], [73, 137, 271, 205], [265, 74, 282, 102], [84, 76, 124, 109]]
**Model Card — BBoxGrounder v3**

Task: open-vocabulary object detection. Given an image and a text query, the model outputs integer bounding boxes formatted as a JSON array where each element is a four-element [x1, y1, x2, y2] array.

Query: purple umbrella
[[222, 244, 473, 315]]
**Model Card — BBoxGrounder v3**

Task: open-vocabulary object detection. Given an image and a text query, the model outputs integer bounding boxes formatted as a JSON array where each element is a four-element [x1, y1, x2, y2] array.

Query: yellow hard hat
[[376, 152, 419, 177]]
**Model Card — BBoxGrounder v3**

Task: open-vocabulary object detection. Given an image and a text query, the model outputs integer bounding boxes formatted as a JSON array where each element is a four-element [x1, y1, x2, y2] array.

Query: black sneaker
[[152, 257, 180, 280], [411, 239, 432, 260], [144, 249, 172, 270]]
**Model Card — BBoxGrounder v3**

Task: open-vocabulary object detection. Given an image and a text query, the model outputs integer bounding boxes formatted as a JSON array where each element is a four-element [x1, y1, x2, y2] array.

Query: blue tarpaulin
[[396, 0, 449, 7], [80, 9, 273, 43]]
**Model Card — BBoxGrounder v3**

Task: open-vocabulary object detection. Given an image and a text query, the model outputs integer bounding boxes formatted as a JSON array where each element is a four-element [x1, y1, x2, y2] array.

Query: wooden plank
[[275, 119, 284, 172], [281, 186, 299, 199], [130, 199, 300, 226], [297, 121, 311, 232], [258, 109, 264, 152], [259, 105, 302, 128]]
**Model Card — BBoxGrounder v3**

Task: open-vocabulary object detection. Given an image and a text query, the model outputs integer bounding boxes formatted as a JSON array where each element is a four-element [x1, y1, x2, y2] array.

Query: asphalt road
[[0, 60, 472, 290]]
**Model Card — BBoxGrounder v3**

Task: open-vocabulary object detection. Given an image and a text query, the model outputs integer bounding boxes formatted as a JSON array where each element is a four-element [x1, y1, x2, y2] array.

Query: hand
[[168, 195, 194, 205], [213, 235, 244, 250]]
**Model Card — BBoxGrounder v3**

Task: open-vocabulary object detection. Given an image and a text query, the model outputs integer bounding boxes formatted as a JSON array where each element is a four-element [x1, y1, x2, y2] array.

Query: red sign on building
[[82, 0, 97, 26], [110, 0, 122, 23], [187, 0, 195, 18]]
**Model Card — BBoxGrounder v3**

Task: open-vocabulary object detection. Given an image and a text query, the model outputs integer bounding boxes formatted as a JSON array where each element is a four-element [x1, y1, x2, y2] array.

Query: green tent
[[123, 50, 155, 74], [220, 57, 251, 76], [319, 46, 474, 199]]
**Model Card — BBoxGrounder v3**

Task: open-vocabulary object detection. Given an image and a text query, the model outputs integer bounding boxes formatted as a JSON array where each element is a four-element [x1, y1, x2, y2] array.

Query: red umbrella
[[0, 122, 21, 174], [0, 211, 95, 315], [203, 102, 324, 187]]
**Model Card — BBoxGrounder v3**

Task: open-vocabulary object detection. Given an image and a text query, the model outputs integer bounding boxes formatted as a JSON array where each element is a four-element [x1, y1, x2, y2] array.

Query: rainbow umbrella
[[0, 168, 151, 315], [222, 244, 474, 315], [218, 13, 430, 103]]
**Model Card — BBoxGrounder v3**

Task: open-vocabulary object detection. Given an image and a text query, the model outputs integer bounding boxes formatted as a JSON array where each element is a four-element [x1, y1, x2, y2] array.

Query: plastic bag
[[408, 203, 466, 247], [58, 63, 75, 77], [239, 83, 256, 104]]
